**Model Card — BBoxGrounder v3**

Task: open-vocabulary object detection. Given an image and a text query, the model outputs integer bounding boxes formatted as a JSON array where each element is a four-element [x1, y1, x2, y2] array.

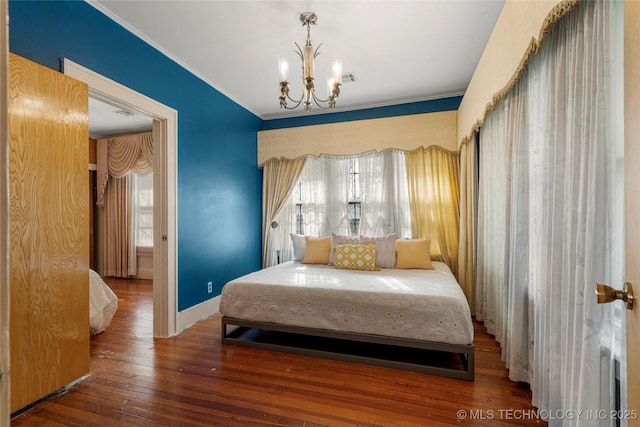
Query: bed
[[89, 269, 118, 335], [220, 259, 474, 380]]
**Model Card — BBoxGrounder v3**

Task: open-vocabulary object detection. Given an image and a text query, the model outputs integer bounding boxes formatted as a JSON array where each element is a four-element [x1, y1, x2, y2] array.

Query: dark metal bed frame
[[221, 316, 474, 381]]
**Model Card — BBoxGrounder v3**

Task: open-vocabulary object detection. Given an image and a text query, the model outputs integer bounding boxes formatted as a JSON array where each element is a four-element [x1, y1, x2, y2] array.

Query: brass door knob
[[595, 282, 634, 310]]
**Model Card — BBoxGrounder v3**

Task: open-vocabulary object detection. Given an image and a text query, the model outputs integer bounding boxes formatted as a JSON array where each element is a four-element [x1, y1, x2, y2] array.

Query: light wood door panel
[[8, 53, 90, 413], [626, 1, 639, 424], [0, 1, 9, 425]]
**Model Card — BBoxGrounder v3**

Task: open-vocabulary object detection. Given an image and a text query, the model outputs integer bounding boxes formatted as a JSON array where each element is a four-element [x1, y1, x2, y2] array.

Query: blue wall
[[261, 96, 463, 130], [8, 0, 263, 311]]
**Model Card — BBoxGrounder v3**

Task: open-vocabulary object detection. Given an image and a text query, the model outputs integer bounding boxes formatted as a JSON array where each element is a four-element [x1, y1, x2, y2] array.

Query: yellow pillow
[[301, 236, 332, 264], [333, 244, 379, 271], [395, 239, 435, 269]]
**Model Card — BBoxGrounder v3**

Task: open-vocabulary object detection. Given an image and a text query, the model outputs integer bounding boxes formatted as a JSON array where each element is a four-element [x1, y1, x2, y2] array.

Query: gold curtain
[[103, 176, 132, 278], [262, 156, 307, 268], [457, 138, 477, 313], [405, 146, 460, 278]]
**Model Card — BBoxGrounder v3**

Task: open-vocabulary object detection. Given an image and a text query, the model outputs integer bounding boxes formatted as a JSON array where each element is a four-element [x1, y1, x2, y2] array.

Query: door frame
[[624, 0, 640, 422], [63, 59, 178, 338], [0, 1, 9, 425]]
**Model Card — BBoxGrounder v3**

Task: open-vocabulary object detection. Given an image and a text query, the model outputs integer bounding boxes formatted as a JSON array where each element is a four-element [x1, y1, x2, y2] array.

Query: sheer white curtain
[[476, 83, 530, 382], [324, 157, 352, 235], [272, 151, 411, 263], [288, 151, 411, 238], [359, 151, 411, 238], [476, 1, 624, 425]]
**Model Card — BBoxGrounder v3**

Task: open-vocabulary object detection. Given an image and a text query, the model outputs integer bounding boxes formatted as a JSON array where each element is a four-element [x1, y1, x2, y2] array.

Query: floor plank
[[11, 278, 547, 426]]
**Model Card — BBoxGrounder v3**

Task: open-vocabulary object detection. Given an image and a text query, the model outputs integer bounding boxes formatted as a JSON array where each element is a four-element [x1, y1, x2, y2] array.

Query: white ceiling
[[87, 0, 505, 133], [89, 97, 153, 139]]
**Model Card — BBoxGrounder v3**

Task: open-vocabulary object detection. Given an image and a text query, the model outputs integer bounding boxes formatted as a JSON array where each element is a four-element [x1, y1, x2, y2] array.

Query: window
[[267, 152, 412, 267], [293, 158, 362, 236], [347, 158, 361, 236], [347, 202, 361, 236], [284, 152, 410, 250], [294, 181, 304, 235], [132, 172, 153, 247]]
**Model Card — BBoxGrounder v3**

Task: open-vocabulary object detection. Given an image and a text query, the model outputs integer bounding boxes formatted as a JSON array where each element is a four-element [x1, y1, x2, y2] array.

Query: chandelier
[[278, 12, 343, 111]]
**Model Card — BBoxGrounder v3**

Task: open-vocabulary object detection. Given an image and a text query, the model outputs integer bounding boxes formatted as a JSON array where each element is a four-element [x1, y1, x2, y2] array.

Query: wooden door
[[0, 1, 9, 425], [625, 1, 639, 425], [8, 53, 90, 413]]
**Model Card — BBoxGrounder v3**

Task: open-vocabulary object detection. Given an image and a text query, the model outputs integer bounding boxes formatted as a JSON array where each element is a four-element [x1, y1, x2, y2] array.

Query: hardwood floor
[[11, 278, 547, 426]]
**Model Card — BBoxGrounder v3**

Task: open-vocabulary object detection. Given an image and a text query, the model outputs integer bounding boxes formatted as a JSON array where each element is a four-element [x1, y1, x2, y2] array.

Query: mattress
[[220, 261, 473, 345]]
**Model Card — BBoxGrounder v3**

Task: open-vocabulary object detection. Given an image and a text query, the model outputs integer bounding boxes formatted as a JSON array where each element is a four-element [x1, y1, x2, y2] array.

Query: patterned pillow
[[329, 233, 360, 265], [359, 234, 396, 268], [333, 244, 379, 271]]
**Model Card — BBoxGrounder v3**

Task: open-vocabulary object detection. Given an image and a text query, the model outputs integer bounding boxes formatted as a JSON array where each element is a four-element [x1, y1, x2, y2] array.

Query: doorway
[[88, 96, 154, 278], [64, 59, 178, 338]]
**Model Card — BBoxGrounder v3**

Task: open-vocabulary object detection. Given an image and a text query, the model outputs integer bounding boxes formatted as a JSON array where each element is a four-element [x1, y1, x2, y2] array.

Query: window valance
[[257, 111, 457, 166], [457, 0, 580, 148], [96, 131, 153, 207]]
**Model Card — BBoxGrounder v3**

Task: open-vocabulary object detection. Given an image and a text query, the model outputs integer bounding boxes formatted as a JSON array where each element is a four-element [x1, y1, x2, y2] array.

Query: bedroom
[[1, 0, 639, 426]]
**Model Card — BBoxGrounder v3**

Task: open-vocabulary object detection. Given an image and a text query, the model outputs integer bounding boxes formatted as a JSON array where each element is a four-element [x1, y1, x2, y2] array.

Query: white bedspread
[[89, 269, 118, 335], [220, 261, 473, 345]]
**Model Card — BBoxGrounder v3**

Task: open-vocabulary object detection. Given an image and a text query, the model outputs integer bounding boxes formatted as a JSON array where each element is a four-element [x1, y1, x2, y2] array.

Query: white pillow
[[290, 233, 307, 261], [359, 233, 396, 268]]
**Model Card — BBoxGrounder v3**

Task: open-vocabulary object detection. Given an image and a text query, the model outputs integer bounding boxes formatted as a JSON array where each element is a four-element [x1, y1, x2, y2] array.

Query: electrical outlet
[[207, 281, 213, 293]]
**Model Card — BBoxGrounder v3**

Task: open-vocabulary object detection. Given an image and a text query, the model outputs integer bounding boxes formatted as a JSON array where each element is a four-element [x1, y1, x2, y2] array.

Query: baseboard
[[132, 267, 153, 280], [176, 295, 220, 333]]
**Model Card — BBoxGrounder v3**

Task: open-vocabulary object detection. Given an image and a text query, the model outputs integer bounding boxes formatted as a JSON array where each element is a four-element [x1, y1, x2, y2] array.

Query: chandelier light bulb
[[327, 76, 335, 98], [278, 54, 289, 82], [332, 56, 343, 84]]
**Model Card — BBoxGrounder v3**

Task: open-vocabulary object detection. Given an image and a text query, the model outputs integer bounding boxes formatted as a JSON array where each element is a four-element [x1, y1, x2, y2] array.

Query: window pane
[[348, 158, 360, 200], [295, 203, 303, 235], [348, 201, 361, 236], [139, 211, 153, 227], [134, 172, 154, 247]]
